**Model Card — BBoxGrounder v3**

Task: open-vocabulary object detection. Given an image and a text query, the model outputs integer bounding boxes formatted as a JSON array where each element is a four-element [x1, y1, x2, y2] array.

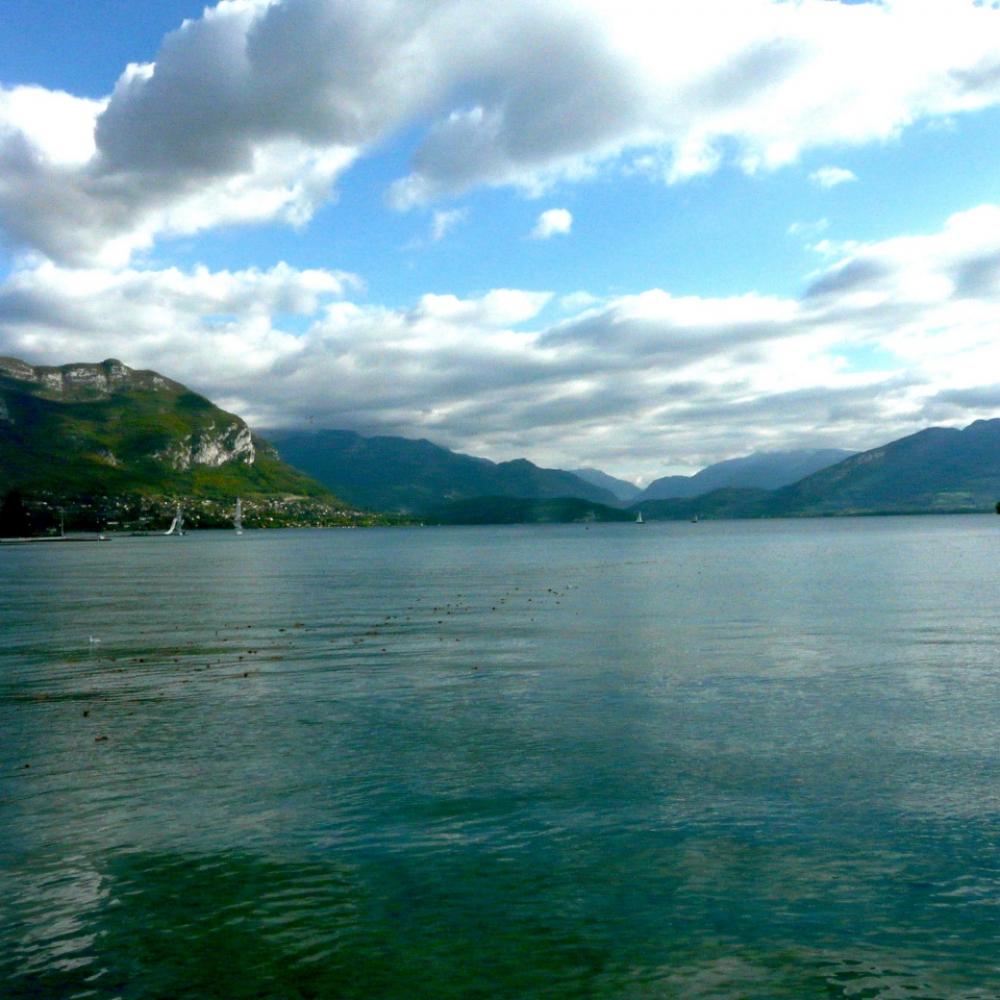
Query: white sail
[[234, 497, 243, 535], [636, 511, 644, 524], [165, 504, 185, 536]]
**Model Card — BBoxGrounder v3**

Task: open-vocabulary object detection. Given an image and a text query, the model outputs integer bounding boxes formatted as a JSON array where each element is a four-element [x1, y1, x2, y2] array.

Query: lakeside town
[[0, 490, 389, 537]]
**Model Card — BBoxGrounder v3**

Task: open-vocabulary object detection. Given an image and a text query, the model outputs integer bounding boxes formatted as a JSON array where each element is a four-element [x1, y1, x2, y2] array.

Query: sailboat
[[233, 497, 243, 535], [164, 504, 185, 536], [636, 510, 644, 524]]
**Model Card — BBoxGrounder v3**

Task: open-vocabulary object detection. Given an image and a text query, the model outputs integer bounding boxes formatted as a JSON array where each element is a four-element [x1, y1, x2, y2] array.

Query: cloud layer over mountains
[[5, 204, 1000, 478], [2, 0, 1000, 478]]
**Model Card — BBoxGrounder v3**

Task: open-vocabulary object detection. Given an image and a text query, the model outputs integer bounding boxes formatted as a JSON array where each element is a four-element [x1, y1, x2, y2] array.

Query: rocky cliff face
[[0, 357, 181, 401], [157, 423, 256, 470]]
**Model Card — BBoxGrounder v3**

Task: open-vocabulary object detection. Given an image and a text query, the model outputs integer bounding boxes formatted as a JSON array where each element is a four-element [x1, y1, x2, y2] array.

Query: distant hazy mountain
[[639, 449, 856, 501], [765, 420, 1000, 515], [0, 357, 333, 499], [570, 467, 641, 502], [263, 429, 618, 512]]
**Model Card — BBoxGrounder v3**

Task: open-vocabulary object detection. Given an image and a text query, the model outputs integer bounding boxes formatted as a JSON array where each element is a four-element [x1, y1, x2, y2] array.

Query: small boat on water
[[636, 511, 644, 524], [164, 505, 185, 536], [233, 497, 243, 535]]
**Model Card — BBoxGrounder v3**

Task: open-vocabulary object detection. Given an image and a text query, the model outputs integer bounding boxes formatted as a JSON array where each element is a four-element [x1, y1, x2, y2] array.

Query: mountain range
[[261, 430, 862, 514], [637, 449, 856, 501], [422, 424, 1000, 522], [3, 356, 1000, 524], [262, 428, 619, 512]]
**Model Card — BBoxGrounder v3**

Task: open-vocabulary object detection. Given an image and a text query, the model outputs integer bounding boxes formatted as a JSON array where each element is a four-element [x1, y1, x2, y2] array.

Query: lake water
[[3, 517, 1000, 998]]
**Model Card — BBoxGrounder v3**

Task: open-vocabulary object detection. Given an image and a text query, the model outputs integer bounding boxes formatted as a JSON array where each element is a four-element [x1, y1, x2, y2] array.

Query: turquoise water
[[3, 517, 1000, 998]]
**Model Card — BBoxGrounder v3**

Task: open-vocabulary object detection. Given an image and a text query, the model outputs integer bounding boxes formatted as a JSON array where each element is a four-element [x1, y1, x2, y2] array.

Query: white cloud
[[0, 86, 105, 166], [809, 237, 860, 259], [6, 206, 1000, 479], [788, 218, 829, 239], [559, 290, 601, 312], [810, 166, 858, 189], [410, 289, 552, 327], [0, 260, 358, 385], [391, 0, 1000, 201], [531, 208, 573, 240], [430, 208, 467, 241], [3, 0, 1000, 264]]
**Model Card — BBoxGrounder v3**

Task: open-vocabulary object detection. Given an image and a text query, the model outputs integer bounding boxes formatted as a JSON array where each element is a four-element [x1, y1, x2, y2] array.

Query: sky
[[1, 0, 1000, 482]]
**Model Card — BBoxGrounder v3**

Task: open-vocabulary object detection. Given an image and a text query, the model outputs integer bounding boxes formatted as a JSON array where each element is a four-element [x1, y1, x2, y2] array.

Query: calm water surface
[[2, 517, 1000, 998]]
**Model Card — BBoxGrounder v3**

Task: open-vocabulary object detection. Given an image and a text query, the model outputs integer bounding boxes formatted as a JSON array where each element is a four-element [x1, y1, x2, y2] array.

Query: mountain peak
[[963, 418, 1000, 434]]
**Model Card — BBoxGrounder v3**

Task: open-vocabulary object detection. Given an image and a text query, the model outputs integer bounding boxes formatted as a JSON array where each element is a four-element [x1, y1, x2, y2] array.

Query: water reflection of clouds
[[5, 522, 1000, 995]]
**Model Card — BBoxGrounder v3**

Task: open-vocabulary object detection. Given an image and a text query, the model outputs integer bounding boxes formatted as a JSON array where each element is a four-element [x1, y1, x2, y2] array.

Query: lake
[[3, 516, 1000, 998]]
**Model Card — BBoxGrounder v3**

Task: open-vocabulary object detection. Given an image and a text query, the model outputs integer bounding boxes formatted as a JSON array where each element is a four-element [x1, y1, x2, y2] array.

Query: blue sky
[[1, 0, 1000, 481]]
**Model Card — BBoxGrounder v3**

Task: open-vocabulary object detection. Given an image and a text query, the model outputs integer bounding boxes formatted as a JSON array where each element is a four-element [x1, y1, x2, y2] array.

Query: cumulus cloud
[[3, 0, 1000, 264], [810, 166, 858, 189], [390, 0, 1000, 199], [531, 208, 573, 240], [0, 260, 358, 386], [5, 206, 1000, 479]]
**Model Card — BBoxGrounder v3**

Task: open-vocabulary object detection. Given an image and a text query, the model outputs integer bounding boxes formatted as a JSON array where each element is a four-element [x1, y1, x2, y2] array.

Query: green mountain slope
[[262, 428, 619, 512], [0, 357, 332, 499], [764, 419, 1000, 515]]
